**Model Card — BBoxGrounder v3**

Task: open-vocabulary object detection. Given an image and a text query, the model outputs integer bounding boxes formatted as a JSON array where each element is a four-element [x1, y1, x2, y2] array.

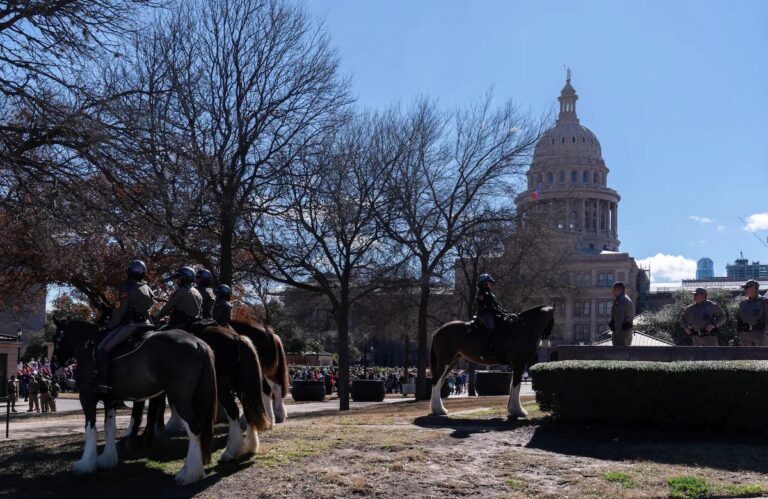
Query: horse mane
[[519, 304, 555, 316]]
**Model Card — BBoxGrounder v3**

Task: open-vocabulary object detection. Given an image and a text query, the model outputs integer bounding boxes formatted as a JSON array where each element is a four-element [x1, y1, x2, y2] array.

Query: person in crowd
[[681, 288, 726, 346], [609, 281, 635, 346], [736, 280, 768, 346], [6, 375, 18, 412], [48, 377, 59, 412], [38, 375, 50, 413], [27, 375, 40, 412]]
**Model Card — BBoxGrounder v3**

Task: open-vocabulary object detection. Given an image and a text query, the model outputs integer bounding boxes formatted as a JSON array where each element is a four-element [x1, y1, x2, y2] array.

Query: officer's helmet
[[127, 260, 147, 280], [215, 284, 232, 299], [172, 266, 196, 283], [477, 273, 496, 287], [196, 268, 212, 285]]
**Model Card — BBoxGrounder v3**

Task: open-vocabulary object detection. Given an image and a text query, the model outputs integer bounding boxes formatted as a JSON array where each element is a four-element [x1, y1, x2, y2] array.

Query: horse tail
[[194, 343, 217, 464], [236, 336, 272, 431], [273, 334, 290, 397]]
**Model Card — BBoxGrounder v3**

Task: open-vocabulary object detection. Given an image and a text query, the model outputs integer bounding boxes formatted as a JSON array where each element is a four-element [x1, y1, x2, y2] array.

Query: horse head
[[50, 317, 99, 373], [518, 304, 556, 342]]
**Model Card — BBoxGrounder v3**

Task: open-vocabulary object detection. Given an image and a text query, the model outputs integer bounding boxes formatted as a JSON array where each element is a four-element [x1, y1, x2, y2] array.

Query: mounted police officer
[[476, 274, 508, 360], [213, 284, 233, 325], [736, 279, 768, 346], [681, 287, 725, 346], [195, 268, 215, 320], [95, 259, 155, 393], [155, 266, 203, 329], [609, 281, 634, 346]]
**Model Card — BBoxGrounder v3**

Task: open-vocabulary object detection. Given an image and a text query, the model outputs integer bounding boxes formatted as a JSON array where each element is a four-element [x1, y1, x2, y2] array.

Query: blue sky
[[303, 0, 768, 284]]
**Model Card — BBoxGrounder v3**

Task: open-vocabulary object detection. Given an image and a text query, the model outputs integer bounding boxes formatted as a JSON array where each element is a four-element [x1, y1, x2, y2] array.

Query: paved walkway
[[2, 383, 534, 441]]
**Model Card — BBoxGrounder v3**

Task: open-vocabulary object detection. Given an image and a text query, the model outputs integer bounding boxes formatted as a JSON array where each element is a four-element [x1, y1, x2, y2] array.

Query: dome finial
[[558, 68, 578, 124], [565, 65, 571, 82]]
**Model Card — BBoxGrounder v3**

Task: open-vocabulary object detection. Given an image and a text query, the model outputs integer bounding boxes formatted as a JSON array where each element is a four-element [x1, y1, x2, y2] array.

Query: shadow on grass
[[412, 415, 538, 439], [0, 428, 254, 499], [523, 422, 768, 474]]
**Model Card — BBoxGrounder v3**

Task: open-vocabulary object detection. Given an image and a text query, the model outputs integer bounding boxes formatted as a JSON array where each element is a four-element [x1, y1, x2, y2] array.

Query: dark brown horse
[[50, 319, 217, 485], [229, 319, 290, 424], [429, 305, 555, 417], [128, 324, 272, 461]]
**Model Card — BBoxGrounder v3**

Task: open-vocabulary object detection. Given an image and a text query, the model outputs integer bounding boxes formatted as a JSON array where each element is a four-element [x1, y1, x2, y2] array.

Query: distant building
[[726, 257, 768, 280], [696, 257, 714, 279]]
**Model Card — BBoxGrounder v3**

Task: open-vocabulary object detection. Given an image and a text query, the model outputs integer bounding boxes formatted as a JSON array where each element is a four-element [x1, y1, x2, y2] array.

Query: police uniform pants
[[40, 392, 49, 412], [479, 314, 495, 331], [28, 394, 39, 411], [739, 331, 768, 346], [612, 328, 633, 346], [48, 396, 56, 412]]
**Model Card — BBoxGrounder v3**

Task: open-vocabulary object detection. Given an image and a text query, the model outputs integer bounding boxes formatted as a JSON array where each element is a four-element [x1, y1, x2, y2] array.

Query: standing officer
[[212, 284, 233, 325], [195, 268, 215, 320], [94, 259, 155, 393], [156, 266, 203, 329], [736, 279, 768, 346], [681, 288, 726, 346], [609, 281, 634, 346]]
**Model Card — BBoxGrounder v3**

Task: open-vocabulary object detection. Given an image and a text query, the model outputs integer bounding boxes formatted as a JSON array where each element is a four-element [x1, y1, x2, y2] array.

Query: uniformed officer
[[736, 279, 768, 346], [681, 287, 725, 346], [155, 266, 203, 329], [213, 284, 233, 325], [476, 274, 509, 360], [609, 281, 634, 346], [95, 259, 155, 393], [195, 268, 215, 319]]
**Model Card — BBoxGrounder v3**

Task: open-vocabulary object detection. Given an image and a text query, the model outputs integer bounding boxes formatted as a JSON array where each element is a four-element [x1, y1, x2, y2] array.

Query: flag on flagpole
[[531, 181, 542, 201]]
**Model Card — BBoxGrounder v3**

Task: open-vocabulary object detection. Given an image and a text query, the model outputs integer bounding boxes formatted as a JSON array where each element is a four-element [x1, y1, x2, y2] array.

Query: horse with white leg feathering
[[428, 305, 555, 418]]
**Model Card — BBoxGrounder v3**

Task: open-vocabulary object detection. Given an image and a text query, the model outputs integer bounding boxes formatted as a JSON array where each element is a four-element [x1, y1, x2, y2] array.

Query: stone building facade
[[514, 73, 641, 345]]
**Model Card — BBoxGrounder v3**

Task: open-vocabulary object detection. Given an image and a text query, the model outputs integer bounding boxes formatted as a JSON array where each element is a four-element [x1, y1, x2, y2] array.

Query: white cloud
[[717, 225, 725, 232], [636, 253, 697, 283], [689, 215, 714, 225], [744, 213, 768, 232]]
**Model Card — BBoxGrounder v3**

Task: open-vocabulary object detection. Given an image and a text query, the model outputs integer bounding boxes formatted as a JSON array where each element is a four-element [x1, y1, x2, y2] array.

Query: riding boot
[[93, 348, 112, 394]]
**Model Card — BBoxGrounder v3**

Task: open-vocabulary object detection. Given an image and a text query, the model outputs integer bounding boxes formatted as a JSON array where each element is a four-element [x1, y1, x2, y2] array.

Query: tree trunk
[[402, 331, 409, 383], [415, 273, 431, 401], [337, 292, 351, 411]]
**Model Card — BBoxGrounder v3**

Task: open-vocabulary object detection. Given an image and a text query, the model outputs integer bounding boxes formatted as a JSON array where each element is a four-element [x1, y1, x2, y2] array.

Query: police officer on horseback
[[476, 274, 513, 360], [155, 266, 203, 329], [213, 284, 233, 325], [195, 268, 215, 320], [94, 259, 155, 394]]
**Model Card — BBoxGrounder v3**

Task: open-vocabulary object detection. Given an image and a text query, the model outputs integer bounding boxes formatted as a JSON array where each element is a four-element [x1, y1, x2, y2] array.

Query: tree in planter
[[380, 96, 544, 399], [253, 112, 406, 410]]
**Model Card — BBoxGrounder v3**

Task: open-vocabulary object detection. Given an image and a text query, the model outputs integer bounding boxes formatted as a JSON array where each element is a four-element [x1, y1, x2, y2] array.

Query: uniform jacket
[[213, 298, 232, 325], [197, 285, 216, 319], [736, 296, 768, 333], [158, 283, 202, 323], [109, 279, 155, 329], [477, 287, 504, 316], [681, 300, 726, 332], [610, 293, 635, 331]]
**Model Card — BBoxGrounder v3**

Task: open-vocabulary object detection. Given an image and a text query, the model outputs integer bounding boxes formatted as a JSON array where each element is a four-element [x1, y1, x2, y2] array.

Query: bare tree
[[253, 113, 405, 410], [381, 95, 544, 399]]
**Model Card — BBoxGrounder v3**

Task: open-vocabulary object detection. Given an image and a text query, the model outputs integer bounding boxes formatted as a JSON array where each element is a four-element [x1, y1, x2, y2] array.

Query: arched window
[[571, 170, 577, 182], [547, 172, 553, 183], [582, 171, 589, 182], [593, 172, 599, 183], [559, 171, 565, 182]]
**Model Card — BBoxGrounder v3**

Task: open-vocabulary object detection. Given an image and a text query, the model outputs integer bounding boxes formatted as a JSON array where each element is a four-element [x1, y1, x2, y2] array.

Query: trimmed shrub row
[[530, 360, 768, 431]]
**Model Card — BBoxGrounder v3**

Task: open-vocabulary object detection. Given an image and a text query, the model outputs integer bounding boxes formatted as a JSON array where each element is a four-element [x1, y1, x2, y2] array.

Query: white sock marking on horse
[[220, 416, 244, 462], [175, 420, 204, 485], [507, 381, 528, 418], [122, 416, 136, 439], [241, 424, 259, 456], [74, 424, 98, 474], [270, 380, 287, 423], [98, 408, 119, 469], [262, 389, 276, 426], [165, 404, 184, 434], [430, 366, 450, 416]]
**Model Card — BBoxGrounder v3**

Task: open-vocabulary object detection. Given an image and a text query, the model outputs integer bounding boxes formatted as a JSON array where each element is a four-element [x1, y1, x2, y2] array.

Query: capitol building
[[514, 73, 644, 344]]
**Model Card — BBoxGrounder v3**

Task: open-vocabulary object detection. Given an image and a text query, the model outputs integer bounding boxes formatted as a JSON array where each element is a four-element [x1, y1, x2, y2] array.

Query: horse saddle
[[109, 325, 157, 361]]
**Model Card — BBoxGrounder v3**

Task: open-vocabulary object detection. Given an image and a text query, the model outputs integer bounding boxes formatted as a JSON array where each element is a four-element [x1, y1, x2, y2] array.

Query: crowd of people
[[288, 365, 470, 396], [7, 358, 76, 413]]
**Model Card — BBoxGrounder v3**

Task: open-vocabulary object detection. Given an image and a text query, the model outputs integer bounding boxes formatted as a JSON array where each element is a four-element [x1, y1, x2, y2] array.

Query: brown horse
[[429, 305, 555, 417], [229, 319, 290, 424]]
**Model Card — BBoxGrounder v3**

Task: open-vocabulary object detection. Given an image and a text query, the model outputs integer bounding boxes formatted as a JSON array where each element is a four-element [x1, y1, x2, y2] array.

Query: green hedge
[[530, 360, 768, 431]]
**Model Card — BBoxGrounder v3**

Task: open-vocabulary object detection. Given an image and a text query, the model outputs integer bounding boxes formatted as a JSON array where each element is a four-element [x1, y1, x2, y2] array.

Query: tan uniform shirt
[[610, 293, 635, 331], [736, 296, 768, 333], [197, 285, 216, 319], [213, 298, 232, 324], [681, 300, 726, 332], [108, 281, 155, 329], [158, 284, 203, 322]]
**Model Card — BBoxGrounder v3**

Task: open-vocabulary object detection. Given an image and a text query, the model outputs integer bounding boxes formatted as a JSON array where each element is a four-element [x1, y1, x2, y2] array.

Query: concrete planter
[[290, 380, 326, 402], [475, 371, 513, 396], [350, 380, 386, 402]]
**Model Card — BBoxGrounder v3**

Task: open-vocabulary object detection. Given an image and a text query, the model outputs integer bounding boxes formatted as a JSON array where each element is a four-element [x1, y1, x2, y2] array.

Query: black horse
[[128, 324, 272, 461], [428, 305, 555, 417], [51, 318, 217, 485]]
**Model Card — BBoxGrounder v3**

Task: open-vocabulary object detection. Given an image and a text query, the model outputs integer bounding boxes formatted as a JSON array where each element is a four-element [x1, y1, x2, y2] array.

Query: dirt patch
[[2, 396, 768, 498]]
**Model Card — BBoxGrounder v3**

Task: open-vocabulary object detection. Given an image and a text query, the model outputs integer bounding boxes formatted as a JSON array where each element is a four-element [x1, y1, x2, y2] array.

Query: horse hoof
[[97, 451, 118, 470], [73, 459, 98, 475], [219, 451, 236, 463], [174, 466, 203, 485]]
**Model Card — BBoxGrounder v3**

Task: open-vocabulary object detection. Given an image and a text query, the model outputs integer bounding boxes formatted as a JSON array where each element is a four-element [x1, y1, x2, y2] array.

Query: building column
[[611, 202, 618, 238]]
